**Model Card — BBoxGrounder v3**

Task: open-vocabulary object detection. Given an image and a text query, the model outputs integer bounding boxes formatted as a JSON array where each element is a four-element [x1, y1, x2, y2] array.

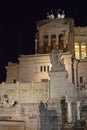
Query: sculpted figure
[[50, 49, 64, 66], [50, 49, 58, 65], [50, 49, 65, 71]]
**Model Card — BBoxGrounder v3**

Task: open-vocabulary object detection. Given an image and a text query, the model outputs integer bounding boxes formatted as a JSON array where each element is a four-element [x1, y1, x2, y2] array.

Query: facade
[[0, 16, 87, 130], [6, 17, 87, 87]]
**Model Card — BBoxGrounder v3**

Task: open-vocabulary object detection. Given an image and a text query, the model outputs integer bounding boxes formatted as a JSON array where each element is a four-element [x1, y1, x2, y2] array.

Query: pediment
[[38, 18, 69, 30]]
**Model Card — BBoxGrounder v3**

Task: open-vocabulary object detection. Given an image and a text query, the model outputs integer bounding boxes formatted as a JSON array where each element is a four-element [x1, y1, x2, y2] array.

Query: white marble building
[[1, 15, 87, 130], [6, 17, 87, 88]]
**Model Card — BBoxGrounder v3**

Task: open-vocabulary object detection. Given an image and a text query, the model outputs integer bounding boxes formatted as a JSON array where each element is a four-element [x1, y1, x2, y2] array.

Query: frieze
[[74, 35, 87, 42], [74, 27, 87, 35]]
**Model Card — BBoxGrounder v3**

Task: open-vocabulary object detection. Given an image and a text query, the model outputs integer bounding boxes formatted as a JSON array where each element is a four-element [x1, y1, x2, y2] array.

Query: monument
[[49, 49, 68, 99], [50, 49, 65, 72], [1, 13, 87, 129], [48, 49, 76, 129]]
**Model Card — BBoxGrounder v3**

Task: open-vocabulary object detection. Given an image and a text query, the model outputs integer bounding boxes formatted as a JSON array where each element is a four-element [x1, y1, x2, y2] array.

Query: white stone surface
[[3, 17, 87, 130], [0, 121, 25, 130], [49, 71, 68, 99], [0, 82, 49, 104], [6, 62, 19, 83]]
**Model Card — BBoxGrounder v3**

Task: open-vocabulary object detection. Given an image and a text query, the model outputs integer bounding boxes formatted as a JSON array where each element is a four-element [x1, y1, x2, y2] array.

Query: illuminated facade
[[74, 42, 87, 59], [6, 17, 87, 89], [74, 27, 87, 59], [2, 16, 87, 130], [36, 18, 74, 54]]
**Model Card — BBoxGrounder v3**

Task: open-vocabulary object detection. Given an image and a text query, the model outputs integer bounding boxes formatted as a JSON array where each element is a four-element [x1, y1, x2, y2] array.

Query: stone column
[[39, 33, 43, 53], [67, 100, 72, 123], [56, 34, 59, 46], [86, 42, 87, 57], [35, 38, 38, 54], [48, 35, 51, 46], [77, 101, 80, 120], [79, 42, 81, 59]]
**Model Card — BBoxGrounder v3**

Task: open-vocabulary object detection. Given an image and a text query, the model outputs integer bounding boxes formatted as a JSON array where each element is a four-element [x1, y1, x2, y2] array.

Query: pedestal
[[49, 71, 68, 100]]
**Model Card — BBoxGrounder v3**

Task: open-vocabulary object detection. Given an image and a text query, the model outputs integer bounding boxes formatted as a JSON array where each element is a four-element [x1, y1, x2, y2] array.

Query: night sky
[[0, 1, 87, 82]]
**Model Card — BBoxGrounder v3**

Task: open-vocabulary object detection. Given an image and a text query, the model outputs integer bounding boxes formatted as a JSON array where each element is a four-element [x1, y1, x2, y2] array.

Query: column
[[39, 35, 43, 53], [35, 38, 38, 54], [86, 42, 87, 57], [79, 42, 81, 59], [56, 34, 59, 46], [48, 35, 51, 52], [77, 101, 80, 120], [67, 100, 72, 123], [48, 35, 51, 46]]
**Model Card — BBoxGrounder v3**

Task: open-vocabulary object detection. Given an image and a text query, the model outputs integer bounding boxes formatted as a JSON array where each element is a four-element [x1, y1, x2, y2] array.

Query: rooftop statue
[[50, 49, 65, 71], [47, 11, 55, 20], [47, 9, 65, 20], [57, 9, 65, 19]]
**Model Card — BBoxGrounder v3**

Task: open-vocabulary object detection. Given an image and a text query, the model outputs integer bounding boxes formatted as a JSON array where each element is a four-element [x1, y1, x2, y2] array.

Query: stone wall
[[74, 27, 87, 36], [6, 62, 19, 83], [0, 82, 50, 130], [0, 121, 25, 130], [0, 81, 49, 104]]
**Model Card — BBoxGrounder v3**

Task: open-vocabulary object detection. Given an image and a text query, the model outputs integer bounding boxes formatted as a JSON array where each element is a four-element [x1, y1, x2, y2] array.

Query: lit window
[[81, 42, 86, 59], [75, 42, 80, 59]]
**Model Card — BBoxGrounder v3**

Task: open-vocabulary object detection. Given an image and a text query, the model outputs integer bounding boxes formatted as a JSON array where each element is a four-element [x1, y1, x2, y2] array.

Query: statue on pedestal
[[50, 49, 65, 71]]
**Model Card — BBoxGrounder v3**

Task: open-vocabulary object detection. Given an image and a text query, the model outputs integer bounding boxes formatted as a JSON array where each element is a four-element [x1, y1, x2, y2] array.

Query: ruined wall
[[0, 82, 60, 130]]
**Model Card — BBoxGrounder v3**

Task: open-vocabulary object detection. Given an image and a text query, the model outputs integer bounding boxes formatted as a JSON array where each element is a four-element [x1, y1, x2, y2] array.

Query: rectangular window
[[44, 66, 46, 72], [13, 79, 16, 83], [80, 76, 83, 83], [42, 79, 48, 82], [47, 66, 49, 72], [40, 66, 42, 72]]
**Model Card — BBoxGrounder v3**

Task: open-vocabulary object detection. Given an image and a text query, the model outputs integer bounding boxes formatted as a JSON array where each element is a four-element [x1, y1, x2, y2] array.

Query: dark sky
[[0, 1, 87, 82]]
